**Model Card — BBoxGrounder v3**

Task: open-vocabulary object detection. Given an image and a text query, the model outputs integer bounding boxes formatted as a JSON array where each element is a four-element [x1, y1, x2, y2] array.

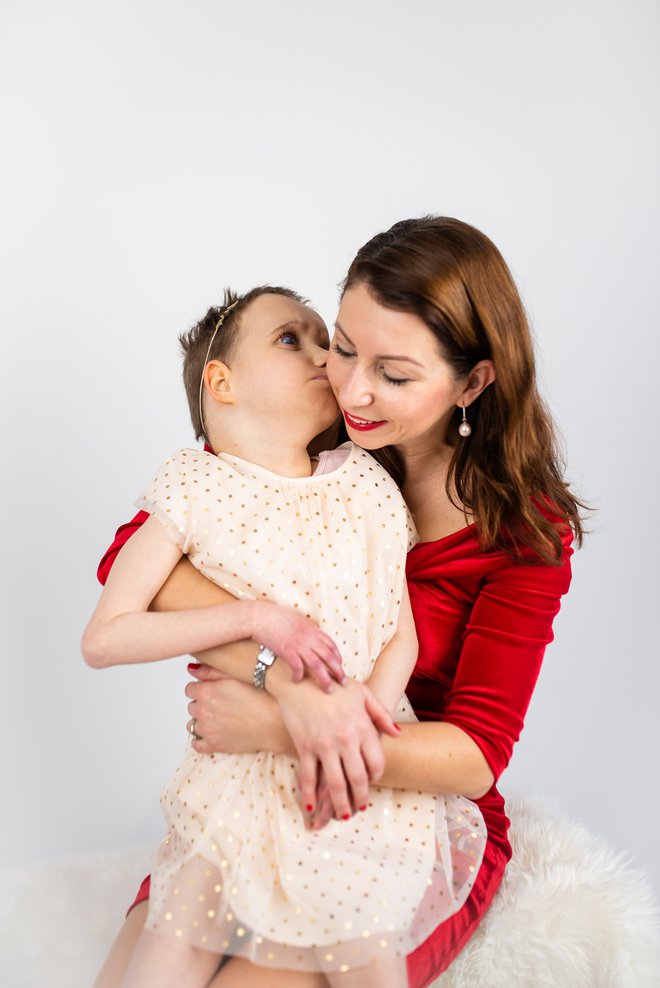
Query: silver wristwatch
[[253, 644, 277, 690]]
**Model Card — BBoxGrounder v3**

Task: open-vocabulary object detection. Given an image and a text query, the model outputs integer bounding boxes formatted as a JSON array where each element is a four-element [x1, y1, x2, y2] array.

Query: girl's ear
[[204, 360, 235, 406], [459, 359, 495, 407]]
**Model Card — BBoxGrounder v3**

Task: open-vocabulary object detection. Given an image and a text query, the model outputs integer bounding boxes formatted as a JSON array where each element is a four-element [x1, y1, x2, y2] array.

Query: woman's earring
[[458, 405, 472, 437]]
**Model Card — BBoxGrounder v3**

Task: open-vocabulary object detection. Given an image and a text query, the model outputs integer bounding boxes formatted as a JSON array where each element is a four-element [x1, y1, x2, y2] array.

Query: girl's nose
[[312, 344, 328, 366]]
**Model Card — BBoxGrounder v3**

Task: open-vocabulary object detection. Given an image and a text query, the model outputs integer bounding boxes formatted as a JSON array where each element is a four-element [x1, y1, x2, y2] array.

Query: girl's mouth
[[342, 409, 387, 432]]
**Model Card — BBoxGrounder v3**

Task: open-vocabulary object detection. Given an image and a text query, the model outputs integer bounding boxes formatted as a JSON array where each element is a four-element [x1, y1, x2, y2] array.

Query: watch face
[[259, 646, 277, 667]]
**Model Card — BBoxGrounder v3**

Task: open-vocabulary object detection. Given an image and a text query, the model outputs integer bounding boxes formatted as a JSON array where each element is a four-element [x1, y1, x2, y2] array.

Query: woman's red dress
[[98, 512, 573, 988]]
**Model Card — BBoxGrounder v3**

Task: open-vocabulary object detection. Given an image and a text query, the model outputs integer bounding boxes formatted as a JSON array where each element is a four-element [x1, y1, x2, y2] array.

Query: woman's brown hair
[[343, 216, 585, 564]]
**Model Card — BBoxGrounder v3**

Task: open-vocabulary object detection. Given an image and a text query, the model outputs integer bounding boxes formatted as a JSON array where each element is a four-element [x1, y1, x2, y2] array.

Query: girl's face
[[226, 293, 339, 440], [327, 283, 468, 455]]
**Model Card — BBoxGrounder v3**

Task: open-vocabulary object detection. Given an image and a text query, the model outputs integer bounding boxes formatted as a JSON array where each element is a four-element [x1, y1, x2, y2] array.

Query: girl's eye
[[331, 341, 354, 359], [279, 332, 299, 345]]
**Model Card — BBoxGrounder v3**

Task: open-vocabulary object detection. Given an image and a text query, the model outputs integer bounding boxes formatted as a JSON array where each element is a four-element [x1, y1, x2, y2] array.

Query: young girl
[[83, 285, 487, 988]]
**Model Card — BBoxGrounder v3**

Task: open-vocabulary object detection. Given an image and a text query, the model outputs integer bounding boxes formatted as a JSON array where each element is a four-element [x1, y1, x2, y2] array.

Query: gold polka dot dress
[[135, 443, 487, 973]]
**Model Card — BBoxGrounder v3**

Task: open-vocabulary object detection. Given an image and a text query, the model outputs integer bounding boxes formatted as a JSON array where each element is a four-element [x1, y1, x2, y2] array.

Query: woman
[[95, 216, 582, 988]]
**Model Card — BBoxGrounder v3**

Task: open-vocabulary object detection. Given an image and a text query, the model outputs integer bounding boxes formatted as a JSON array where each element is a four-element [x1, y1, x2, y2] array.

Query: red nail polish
[[342, 813, 350, 820], [188, 662, 201, 670], [306, 804, 314, 813], [359, 805, 367, 812]]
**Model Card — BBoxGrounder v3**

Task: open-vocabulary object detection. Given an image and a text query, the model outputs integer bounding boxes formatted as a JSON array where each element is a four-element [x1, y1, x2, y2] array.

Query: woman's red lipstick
[[343, 409, 387, 432]]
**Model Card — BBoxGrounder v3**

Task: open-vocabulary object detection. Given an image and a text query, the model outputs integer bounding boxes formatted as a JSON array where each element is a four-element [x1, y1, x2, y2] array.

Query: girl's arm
[[82, 516, 344, 685], [83, 516, 258, 668], [365, 582, 418, 714]]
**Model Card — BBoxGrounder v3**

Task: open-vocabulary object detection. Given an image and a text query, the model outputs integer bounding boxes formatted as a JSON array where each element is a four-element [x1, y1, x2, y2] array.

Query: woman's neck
[[401, 442, 473, 543]]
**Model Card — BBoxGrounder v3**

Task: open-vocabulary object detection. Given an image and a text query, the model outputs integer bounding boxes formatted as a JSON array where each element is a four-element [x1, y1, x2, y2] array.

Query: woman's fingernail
[[187, 662, 201, 670], [342, 813, 350, 820], [394, 724, 402, 732], [359, 805, 367, 812], [306, 804, 314, 813]]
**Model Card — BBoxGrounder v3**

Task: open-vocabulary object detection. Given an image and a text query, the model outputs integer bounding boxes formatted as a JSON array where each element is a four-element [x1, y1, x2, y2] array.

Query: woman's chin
[[344, 425, 390, 449]]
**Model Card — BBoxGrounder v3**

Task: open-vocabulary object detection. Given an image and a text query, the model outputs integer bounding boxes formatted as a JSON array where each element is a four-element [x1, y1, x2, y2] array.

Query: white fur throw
[[1, 795, 658, 988]]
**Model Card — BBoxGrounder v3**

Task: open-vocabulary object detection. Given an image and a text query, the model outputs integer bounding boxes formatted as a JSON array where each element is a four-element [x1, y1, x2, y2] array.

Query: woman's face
[[327, 283, 467, 455]]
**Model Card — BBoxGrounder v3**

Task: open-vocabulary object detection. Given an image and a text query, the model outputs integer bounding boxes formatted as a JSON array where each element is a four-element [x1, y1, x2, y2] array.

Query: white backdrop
[[1, 0, 659, 902]]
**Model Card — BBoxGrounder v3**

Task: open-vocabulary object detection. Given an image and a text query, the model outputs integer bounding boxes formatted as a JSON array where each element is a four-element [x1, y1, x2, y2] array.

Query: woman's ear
[[460, 359, 495, 407], [204, 360, 235, 406]]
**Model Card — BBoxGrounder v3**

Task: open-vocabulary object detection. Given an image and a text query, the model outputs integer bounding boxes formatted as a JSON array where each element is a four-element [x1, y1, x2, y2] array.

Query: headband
[[198, 300, 240, 442]]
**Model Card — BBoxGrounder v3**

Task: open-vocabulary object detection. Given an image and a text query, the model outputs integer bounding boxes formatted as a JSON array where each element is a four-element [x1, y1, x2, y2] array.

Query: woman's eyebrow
[[334, 322, 424, 367]]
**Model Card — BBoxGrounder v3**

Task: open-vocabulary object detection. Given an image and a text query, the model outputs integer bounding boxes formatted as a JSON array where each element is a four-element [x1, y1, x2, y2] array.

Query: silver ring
[[188, 718, 200, 740]]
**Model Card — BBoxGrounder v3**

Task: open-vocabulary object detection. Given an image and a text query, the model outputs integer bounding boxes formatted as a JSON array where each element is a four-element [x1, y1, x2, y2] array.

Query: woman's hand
[[185, 664, 292, 756], [269, 673, 399, 821], [310, 768, 340, 831]]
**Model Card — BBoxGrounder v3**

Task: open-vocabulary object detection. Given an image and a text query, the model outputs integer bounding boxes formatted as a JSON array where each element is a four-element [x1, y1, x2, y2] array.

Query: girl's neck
[[207, 430, 314, 478]]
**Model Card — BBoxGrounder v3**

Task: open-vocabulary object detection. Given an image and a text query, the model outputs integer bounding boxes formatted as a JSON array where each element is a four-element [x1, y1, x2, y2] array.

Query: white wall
[[2, 0, 659, 900]]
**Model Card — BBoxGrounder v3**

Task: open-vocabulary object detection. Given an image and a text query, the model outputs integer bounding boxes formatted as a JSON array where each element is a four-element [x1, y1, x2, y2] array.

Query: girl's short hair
[[180, 285, 305, 441]]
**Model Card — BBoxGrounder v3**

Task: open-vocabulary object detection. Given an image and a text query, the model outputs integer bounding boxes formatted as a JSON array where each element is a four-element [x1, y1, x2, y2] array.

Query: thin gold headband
[[198, 300, 240, 442]]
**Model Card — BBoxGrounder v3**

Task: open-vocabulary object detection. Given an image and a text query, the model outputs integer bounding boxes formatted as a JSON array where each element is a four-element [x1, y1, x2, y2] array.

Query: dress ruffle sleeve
[[133, 449, 197, 555]]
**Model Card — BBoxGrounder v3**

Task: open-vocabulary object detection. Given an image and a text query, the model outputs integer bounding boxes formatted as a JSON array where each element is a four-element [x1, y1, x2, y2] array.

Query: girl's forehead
[[243, 294, 329, 341]]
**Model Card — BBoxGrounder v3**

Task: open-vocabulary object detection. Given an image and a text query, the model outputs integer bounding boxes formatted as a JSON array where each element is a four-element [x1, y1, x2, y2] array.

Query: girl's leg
[[210, 957, 327, 988], [121, 929, 220, 988], [209, 956, 407, 988], [94, 902, 149, 988], [325, 956, 408, 988]]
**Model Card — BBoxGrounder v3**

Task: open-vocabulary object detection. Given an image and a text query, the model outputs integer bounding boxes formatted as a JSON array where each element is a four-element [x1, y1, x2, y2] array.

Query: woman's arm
[[188, 527, 574, 817], [380, 722, 493, 798], [186, 668, 492, 803]]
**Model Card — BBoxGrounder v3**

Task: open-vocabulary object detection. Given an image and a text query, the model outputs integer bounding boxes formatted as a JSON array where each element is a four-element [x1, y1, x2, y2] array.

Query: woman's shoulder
[[408, 509, 573, 591]]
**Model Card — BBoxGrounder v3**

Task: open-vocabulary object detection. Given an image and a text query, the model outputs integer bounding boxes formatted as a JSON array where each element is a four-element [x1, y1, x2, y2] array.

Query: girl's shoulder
[[317, 442, 401, 487], [158, 447, 215, 471]]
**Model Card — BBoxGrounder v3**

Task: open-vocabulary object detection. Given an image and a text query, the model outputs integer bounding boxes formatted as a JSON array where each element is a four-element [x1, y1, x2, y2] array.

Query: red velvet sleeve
[[96, 510, 150, 586], [440, 528, 574, 781]]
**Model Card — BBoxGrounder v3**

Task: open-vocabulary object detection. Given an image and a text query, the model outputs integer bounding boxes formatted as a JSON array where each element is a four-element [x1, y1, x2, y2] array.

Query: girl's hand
[[251, 601, 346, 692], [269, 674, 399, 820], [185, 664, 292, 756]]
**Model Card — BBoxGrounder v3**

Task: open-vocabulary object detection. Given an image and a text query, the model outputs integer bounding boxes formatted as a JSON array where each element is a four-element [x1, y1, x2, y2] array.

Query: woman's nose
[[337, 364, 373, 407]]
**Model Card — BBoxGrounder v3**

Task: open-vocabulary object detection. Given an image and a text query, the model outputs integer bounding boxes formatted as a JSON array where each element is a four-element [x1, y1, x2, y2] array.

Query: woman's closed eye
[[380, 368, 410, 386], [332, 341, 410, 386], [331, 340, 354, 359]]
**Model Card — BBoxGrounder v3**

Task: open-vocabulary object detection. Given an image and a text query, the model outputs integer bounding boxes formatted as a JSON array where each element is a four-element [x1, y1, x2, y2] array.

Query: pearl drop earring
[[458, 405, 472, 437]]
